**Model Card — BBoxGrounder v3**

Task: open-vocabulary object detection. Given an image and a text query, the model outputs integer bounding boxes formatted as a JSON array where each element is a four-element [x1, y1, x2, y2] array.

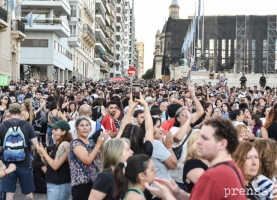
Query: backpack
[[3, 120, 27, 162]]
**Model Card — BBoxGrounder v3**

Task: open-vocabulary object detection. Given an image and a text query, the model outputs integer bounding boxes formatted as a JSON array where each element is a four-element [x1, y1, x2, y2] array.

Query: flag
[[25, 10, 33, 27], [198, 0, 201, 19], [14, 3, 21, 16], [7, 0, 15, 11]]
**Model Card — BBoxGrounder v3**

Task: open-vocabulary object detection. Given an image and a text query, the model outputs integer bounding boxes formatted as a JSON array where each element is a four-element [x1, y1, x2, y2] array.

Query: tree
[[142, 68, 153, 79]]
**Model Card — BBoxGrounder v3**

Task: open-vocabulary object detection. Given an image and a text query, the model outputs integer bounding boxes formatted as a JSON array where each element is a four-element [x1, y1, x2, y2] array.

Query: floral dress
[[69, 139, 100, 186]]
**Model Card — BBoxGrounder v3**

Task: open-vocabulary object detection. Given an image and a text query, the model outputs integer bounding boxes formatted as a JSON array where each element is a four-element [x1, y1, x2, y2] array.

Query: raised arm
[[116, 93, 138, 138], [188, 83, 204, 124], [135, 93, 154, 145]]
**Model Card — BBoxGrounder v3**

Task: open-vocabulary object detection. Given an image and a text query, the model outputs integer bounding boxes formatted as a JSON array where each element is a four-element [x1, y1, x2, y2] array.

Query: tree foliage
[[142, 68, 154, 79]]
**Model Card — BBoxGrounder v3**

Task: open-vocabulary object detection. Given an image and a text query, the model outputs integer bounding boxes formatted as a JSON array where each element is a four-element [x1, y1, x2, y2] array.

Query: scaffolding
[[266, 16, 277, 74], [235, 15, 246, 74]]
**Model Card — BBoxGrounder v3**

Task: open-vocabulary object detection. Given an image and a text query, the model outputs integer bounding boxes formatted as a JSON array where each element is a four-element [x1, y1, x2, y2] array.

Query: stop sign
[[127, 67, 136, 77]]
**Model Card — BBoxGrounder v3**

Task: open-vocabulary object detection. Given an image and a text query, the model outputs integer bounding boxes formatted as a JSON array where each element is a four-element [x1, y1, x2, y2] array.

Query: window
[[53, 41, 72, 60], [21, 39, 48, 47], [71, 5, 77, 17], [70, 25, 77, 36]]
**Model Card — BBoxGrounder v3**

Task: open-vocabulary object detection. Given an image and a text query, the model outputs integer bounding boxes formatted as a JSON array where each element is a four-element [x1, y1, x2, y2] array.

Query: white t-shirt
[[169, 126, 189, 183], [68, 118, 106, 139]]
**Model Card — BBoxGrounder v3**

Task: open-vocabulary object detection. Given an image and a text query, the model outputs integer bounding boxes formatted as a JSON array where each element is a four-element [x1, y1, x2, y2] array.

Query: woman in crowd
[[252, 139, 277, 199], [230, 102, 237, 111], [92, 98, 105, 122], [232, 141, 260, 199], [183, 130, 208, 193], [21, 98, 33, 123], [221, 103, 231, 118], [142, 115, 177, 195], [168, 107, 193, 189], [264, 104, 277, 141], [37, 120, 72, 200], [117, 93, 154, 157], [229, 109, 244, 127], [241, 107, 251, 126], [249, 114, 268, 138], [47, 101, 67, 145], [236, 124, 249, 141], [215, 99, 222, 108], [0, 95, 10, 123], [66, 102, 78, 122], [211, 107, 222, 117], [69, 116, 108, 200], [260, 106, 271, 125], [114, 154, 156, 200], [88, 138, 133, 200]]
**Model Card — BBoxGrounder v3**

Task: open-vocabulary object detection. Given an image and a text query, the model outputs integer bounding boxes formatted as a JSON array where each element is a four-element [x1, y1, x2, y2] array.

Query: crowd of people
[[0, 75, 277, 200]]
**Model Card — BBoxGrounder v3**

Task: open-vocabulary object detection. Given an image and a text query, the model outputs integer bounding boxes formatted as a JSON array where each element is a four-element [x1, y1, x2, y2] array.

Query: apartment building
[[17, 0, 132, 81], [0, 1, 26, 82], [20, 0, 73, 81], [113, 0, 130, 78], [136, 41, 144, 78]]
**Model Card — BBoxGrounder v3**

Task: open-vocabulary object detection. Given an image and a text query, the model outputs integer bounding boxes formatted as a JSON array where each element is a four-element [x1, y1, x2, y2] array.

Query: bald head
[[78, 104, 92, 117]]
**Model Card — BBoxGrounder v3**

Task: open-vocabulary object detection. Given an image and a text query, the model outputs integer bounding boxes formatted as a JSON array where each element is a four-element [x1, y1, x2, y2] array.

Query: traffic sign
[[127, 67, 136, 77]]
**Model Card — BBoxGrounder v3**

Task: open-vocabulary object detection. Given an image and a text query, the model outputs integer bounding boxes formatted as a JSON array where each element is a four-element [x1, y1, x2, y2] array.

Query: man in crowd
[[259, 73, 266, 87], [190, 116, 246, 199], [0, 103, 39, 200], [101, 101, 118, 138], [240, 73, 247, 89]]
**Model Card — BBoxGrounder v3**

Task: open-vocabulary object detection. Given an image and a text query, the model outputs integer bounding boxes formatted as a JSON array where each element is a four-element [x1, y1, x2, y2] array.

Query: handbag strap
[[177, 129, 193, 148], [212, 161, 245, 189]]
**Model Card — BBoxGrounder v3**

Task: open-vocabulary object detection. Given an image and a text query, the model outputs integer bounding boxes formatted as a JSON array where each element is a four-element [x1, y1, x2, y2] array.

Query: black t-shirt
[[92, 169, 116, 200], [183, 159, 208, 193], [92, 107, 102, 121], [0, 118, 36, 167], [33, 159, 47, 193], [268, 122, 277, 141], [45, 142, 71, 184], [122, 97, 130, 109]]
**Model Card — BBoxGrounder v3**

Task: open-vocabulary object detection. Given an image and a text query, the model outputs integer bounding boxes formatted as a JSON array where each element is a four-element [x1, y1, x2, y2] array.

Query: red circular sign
[[127, 67, 136, 77]]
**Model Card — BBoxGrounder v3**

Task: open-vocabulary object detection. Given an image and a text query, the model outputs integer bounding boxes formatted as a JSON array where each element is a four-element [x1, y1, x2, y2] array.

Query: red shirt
[[101, 115, 117, 132], [161, 118, 175, 131], [190, 160, 247, 200]]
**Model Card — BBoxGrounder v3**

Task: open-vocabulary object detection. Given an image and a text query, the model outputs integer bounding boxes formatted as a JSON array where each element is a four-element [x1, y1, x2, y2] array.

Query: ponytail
[[113, 162, 128, 199]]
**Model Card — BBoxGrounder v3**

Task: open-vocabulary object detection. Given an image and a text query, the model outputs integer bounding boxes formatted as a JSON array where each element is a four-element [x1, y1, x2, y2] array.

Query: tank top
[[49, 110, 63, 124], [45, 142, 71, 184], [123, 187, 145, 200]]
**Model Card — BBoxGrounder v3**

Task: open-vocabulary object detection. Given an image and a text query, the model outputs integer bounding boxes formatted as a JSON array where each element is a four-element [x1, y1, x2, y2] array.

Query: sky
[[134, 0, 277, 74]]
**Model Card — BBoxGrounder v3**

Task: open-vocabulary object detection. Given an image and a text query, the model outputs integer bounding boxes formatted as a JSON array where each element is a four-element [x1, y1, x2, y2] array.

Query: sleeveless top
[[123, 187, 145, 200], [49, 110, 63, 124], [45, 142, 71, 184]]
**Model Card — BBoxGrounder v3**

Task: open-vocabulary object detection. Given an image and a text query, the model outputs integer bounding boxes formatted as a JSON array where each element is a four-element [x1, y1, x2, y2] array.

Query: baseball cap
[[50, 120, 70, 131], [209, 93, 215, 98], [9, 103, 21, 112]]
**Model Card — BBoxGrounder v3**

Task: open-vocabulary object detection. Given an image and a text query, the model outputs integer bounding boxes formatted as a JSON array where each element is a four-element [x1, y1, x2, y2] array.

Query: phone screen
[[132, 84, 140, 99]]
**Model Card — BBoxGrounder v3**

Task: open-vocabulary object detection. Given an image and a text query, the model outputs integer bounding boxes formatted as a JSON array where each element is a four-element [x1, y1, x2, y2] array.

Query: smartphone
[[131, 84, 140, 100]]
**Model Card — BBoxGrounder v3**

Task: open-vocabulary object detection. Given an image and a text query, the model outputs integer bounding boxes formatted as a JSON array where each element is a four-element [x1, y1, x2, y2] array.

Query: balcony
[[82, 24, 96, 46], [22, 18, 70, 38], [95, 37, 106, 53], [100, 63, 110, 73], [22, 0, 70, 16], [95, 24, 105, 38], [109, 0, 115, 9], [96, 0, 106, 13], [108, 25, 115, 33], [116, 22, 122, 30], [116, 40, 121, 48], [116, 32, 121, 40], [11, 20, 26, 41], [95, 53, 105, 66], [84, 2, 94, 22], [68, 34, 81, 47], [115, 59, 120, 66], [95, 10, 106, 25], [0, 7, 8, 32]]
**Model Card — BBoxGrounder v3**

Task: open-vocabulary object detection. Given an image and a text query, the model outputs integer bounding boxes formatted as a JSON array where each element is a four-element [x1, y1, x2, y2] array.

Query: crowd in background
[[0, 74, 277, 200]]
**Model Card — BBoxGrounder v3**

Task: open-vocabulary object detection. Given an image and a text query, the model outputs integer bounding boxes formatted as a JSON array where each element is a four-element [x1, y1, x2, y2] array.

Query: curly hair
[[264, 104, 277, 130], [203, 116, 239, 154], [252, 139, 277, 179]]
